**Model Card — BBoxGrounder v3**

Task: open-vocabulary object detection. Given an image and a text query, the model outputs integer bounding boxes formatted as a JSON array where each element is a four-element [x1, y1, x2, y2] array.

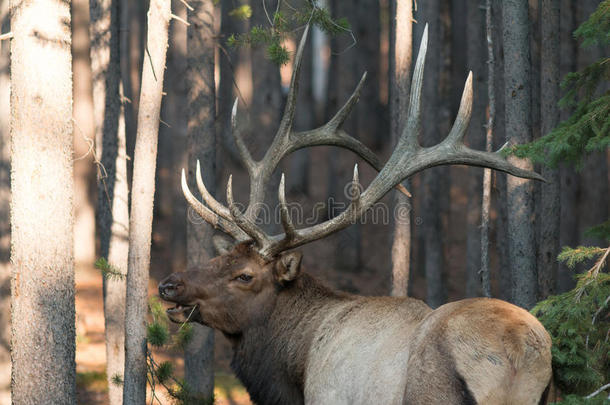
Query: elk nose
[[158, 278, 184, 299]]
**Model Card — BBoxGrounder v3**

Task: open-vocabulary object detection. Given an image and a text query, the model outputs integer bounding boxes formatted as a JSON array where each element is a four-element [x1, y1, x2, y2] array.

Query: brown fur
[[159, 244, 552, 405]]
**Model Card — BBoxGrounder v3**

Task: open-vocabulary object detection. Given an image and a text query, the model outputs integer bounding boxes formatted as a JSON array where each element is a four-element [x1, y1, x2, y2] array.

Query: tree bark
[[502, 0, 537, 309], [465, 0, 487, 298], [123, 1, 171, 402], [491, 0, 511, 301], [480, 0, 496, 299], [185, 0, 216, 400], [72, 0, 97, 268], [167, 0, 188, 274], [0, 0, 11, 398], [90, 0, 129, 402], [328, 0, 361, 273], [415, 0, 446, 308], [9, 0, 76, 401], [557, 0, 578, 293], [389, 0, 413, 297], [537, 0, 560, 299]]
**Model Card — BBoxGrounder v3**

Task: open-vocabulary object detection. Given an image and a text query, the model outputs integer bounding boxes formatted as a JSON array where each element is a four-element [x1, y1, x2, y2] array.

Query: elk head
[[159, 24, 543, 332], [159, 240, 302, 334]]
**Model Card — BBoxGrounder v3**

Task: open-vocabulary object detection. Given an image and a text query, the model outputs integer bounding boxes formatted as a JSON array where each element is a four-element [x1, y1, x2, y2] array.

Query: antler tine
[[231, 98, 256, 173], [444, 71, 473, 145], [351, 164, 361, 205], [400, 23, 427, 150], [181, 169, 248, 240], [278, 173, 297, 240], [226, 174, 271, 248], [326, 72, 367, 131], [275, 24, 310, 139], [195, 160, 232, 219]]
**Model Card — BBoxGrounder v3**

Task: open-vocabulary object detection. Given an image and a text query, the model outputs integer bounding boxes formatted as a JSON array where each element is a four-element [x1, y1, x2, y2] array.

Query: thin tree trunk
[[0, 0, 11, 398], [537, 0, 560, 299], [184, 0, 216, 400], [9, 0, 76, 401], [415, 0, 446, 308], [557, 0, 578, 293], [167, 0, 188, 274], [492, 0, 510, 301], [480, 0, 495, 299], [90, 0, 129, 401], [389, 0, 413, 297], [465, 0, 487, 298], [72, 0, 97, 267], [328, 0, 361, 273], [123, 1, 171, 402], [502, 0, 537, 309]]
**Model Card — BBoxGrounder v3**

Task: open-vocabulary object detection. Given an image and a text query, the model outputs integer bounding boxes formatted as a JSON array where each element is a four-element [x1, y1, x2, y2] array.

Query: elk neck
[[229, 271, 348, 405]]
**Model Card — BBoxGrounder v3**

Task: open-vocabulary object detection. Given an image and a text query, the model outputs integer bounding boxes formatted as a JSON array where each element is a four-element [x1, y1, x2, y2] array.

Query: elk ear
[[213, 235, 234, 255], [274, 251, 303, 283]]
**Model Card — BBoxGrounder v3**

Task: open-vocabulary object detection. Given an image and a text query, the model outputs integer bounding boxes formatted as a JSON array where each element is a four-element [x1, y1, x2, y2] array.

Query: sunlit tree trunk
[[502, 0, 537, 309], [184, 0, 216, 400], [9, 0, 76, 401], [72, 0, 97, 268], [0, 0, 11, 399], [389, 0, 413, 297], [90, 0, 129, 401], [537, 0, 560, 299], [123, 0, 171, 402]]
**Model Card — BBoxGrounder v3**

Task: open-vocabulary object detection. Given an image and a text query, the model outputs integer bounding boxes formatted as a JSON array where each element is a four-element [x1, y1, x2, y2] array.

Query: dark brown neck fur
[[229, 272, 345, 405]]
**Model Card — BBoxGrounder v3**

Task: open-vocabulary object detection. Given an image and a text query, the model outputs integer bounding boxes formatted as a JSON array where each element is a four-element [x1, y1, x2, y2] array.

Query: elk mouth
[[166, 303, 201, 324]]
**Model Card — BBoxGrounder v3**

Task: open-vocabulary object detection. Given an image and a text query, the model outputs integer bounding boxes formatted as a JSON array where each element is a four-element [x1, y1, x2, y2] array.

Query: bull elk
[[159, 25, 552, 404]]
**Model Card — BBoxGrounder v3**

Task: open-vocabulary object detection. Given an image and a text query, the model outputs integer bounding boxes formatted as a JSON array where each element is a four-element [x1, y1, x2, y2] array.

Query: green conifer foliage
[[227, 0, 351, 65]]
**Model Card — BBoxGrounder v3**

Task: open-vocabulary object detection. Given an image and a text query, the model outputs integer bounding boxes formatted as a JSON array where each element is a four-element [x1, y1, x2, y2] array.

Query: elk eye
[[236, 274, 253, 283]]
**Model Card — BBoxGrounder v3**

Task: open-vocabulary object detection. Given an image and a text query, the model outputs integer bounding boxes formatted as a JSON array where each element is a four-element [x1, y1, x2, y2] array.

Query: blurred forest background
[[0, 0, 608, 403]]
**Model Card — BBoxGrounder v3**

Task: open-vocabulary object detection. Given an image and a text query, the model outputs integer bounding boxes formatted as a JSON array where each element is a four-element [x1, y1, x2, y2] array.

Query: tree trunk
[[72, 0, 97, 268], [480, 0, 496, 299], [502, 0, 537, 309], [491, 0, 511, 301], [464, 0, 487, 298], [328, 0, 361, 274], [166, 0, 188, 274], [123, 1, 171, 402], [185, 0, 216, 400], [90, 0, 129, 402], [557, 0, 578, 293], [389, 0, 413, 297], [9, 0, 76, 401], [415, 0, 446, 308], [0, 0, 11, 398], [537, 0, 560, 300]]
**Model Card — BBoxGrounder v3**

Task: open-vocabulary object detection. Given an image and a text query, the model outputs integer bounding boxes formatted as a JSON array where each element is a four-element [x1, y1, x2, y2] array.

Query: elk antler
[[183, 24, 544, 259]]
